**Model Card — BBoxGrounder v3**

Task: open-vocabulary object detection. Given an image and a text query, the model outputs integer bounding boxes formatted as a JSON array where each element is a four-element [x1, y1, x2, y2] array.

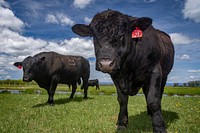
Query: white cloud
[[73, 0, 93, 9], [180, 54, 190, 60], [188, 70, 200, 73], [45, 12, 74, 26], [18, 0, 45, 18], [0, 28, 48, 56], [0, 0, 9, 8], [62, 38, 94, 57], [84, 17, 92, 24], [0, 27, 94, 58], [0, 6, 24, 31], [182, 0, 200, 23], [169, 33, 200, 45], [0, 70, 7, 75], [45, 14, 59, 24], [144, 0, 156, 3], [189, 76, 195, 79], [56, 13, 75, 26]]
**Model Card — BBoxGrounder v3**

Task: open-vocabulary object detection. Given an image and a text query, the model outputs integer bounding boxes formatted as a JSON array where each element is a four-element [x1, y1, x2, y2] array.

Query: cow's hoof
[[154, 131, 167, 133], [116, 125, 127, 131], [153, 128, 167, 133], [48, 101, 54, 106], [49, 103, 54, 106]]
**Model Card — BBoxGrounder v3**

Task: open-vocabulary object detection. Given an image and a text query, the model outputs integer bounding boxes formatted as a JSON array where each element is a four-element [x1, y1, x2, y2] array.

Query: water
[[0, 89, 199, 97], [0, 90, 24, 94]]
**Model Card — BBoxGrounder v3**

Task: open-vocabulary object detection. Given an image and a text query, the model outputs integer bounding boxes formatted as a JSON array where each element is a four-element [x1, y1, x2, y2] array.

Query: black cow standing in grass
[[14, 52, 90, 105], [72, 10, 174, 132], [88, 79, 100, 90]]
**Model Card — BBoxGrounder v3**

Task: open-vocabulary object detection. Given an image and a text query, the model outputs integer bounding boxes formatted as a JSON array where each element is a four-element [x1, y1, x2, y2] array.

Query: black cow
[[72, 10, 174, 132], [88, 79, 100, 90], [14, 51, 90, 105]]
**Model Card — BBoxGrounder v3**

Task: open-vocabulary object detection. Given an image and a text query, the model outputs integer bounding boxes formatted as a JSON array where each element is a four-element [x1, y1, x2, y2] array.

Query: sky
[[0, 0, 200, 84]]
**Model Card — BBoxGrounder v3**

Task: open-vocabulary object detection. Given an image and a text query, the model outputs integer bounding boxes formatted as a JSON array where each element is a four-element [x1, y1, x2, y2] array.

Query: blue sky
[[0, 0, 200, 83]]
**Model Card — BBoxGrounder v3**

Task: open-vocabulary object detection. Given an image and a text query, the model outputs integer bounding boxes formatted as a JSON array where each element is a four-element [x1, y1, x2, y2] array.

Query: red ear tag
[[132, 27, 142, 38], [18, 65, 22, 69]]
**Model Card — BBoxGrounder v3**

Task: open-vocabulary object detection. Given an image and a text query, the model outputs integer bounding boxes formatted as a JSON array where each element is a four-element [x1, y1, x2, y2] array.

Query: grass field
[[0, 91, 200, 133]]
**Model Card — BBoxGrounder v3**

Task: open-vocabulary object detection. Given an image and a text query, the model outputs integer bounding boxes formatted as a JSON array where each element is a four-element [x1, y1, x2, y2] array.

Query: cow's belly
[[59, 75, 80, 84]]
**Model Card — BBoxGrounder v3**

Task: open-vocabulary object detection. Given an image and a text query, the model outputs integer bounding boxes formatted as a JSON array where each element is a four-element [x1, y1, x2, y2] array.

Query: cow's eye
[[28, 67, 32, 73], [120, 35, 124, 41], [119, 35, 125, 46]]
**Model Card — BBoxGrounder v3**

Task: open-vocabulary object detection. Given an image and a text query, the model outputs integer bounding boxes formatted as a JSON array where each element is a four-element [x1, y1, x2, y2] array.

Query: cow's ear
[[133, 17, 152, 31], [14, 62, 23, 69], [72, 24, 93, 37]]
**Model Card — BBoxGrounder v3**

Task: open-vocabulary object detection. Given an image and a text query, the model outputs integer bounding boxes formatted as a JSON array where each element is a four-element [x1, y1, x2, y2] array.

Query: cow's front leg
[[117, 90, 129, 130], [48, 75, 58, 105], [147, 64, 166, 133], [113, 78, 129, 130], [116, 88, 129, 130]]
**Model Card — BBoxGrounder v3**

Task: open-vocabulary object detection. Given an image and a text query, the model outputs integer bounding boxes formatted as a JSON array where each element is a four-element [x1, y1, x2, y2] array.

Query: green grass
[[0, 93, 199, 133], [164, 86, 200, 95]]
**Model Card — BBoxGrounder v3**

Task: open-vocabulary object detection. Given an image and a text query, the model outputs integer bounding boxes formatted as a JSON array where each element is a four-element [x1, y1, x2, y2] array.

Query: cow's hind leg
[[147, 64, 166, 133], [160, 76, 167, 100], [96, 84, 100, 90], [81, 76, 89, 99], [48, 75, 59, 105], [69, 83, 77, 99]]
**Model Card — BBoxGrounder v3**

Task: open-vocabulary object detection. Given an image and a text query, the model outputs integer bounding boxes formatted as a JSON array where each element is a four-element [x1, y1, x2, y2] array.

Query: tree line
[[173, 80, 200, 87], [0, 79, 36, 85]]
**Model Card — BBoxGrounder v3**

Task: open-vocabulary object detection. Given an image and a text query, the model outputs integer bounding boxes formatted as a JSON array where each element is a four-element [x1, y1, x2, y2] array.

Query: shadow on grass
[[32, 97, 94, 108], [116, 110, 179, 133]]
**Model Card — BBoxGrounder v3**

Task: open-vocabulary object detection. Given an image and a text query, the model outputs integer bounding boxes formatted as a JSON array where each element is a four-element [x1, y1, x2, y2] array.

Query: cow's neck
[[33, 72, 51, 89], [111, 37, 151, 95], [111, 71, 142, 96]]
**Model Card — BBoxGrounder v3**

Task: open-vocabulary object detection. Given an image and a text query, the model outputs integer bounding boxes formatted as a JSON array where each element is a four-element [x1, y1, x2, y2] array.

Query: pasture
[[0, 85, 200, 133]]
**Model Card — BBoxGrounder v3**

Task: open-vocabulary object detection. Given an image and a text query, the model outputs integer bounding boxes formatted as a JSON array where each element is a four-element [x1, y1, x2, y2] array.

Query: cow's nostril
[[109, 60, 115, 67], [98, 62, 102, 68]]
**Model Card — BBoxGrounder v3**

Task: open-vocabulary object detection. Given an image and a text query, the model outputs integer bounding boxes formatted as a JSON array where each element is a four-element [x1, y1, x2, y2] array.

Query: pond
[[0, 89, 199, 97]]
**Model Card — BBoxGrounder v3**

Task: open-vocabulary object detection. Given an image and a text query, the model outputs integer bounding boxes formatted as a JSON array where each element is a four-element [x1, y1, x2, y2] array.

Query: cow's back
[[33, 52, 90, 84], [54, 54, 90, 83]]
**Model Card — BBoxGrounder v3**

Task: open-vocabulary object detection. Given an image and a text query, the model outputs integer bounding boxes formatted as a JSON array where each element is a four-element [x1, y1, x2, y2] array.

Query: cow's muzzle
[[96, 58, 116, 73], [23, 76, 32, 82]]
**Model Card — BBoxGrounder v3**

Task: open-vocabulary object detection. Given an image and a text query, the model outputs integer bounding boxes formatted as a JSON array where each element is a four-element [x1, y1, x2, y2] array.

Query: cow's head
[[14, 56, 45, 82], [72, 10, 152, 74]]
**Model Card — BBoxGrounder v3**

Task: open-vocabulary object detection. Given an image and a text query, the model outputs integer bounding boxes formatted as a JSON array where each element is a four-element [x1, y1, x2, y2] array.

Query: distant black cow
[[72, 10, 174, 132], [14, 51, 90, 105], [88, 79, 100, 90]]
